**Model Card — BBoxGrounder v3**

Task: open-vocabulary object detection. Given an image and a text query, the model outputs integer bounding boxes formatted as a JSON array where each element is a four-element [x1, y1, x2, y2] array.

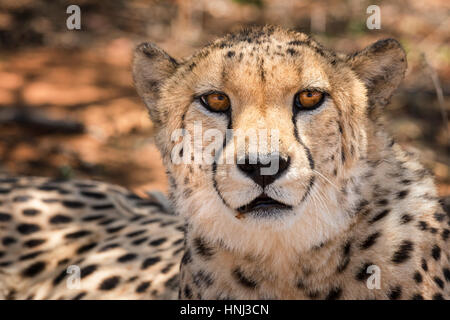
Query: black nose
[[237, 154, 290, 187]]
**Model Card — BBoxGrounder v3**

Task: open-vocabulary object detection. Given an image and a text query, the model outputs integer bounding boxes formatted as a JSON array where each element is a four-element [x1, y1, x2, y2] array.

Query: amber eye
[[200, 92, 230, 112], [295, 90, 324, 110]]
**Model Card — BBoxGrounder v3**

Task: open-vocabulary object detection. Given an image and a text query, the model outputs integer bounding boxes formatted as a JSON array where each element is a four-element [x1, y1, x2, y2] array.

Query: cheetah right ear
[[132, 42, 178, 125], [347, 39, 407, 110]]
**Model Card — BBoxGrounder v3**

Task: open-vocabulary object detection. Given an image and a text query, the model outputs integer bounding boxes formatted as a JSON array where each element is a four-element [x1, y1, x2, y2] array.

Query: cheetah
[[1, 26, 449, 300]]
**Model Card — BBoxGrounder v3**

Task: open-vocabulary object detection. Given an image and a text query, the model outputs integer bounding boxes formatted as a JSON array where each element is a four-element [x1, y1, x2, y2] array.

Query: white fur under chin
[[176, 170, 363, 259]]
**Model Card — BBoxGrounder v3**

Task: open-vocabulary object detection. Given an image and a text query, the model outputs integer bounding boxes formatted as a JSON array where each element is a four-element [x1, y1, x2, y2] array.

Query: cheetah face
[[133, 27, 406, 248]]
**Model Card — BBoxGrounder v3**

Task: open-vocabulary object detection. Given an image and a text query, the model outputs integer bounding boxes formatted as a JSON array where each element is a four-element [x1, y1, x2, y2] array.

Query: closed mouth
[[237, 193, 292, 214]]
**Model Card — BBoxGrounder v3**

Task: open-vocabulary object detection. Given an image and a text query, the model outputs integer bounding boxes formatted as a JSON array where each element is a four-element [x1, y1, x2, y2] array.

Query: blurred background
[[0, 0, 448, 196]]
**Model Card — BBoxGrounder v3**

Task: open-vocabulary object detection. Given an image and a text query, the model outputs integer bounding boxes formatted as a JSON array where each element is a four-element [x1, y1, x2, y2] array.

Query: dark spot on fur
[[417, 221, 428, 231], [136, 281, 151, 293], [19, 250, 44, 261], [431, 245, 441, 261], [433, 212, 446, 222], [360, 232, 381, 250], [62, 200, 85, 209], [13, 195, 32, 202], [183, 285, 193, 299], [50, 214, 73, 224], [432, 293, 444, 300], [140, 218, 161, 225], [118, 253, 138, 263], [53, 269, 67, 285], [287, 48, 298, 56], [76, 242, 97, 254], [325, 287, 342, 300], [98, 243, 119, 252], [126, 230, 146, 238], [99, 276, 121, 291], [22, 261, 46, 277], [193, 237, 215, 259], [421, 259, 428, 272], [2, 237, 17, 246], [443, 268, 450, 282], [91, 204, 114, 210], [356, 262, 373, 281], [413, 271, 423, 283], [397, 190, 409, 199], [82, 214, 106, 221], [149, 238, 167, 246], [141, 256, 161, 270], [17, 223, 41, 235], [368, 209, 390, 224], [23, 209, 41, 216], [441, 229, 449, 241], [400, 214, 413, 224], [0, 212, 12, 222], [80, 264, 98, 278], [72, 292, 87, 300], [181, 249, 192, 265], [226, 51, 235, 58], [193, 270, 214, 287], [131, 237, 148, 245], [433, 276, 444, 289], [233, 268, 258, 289], [98, 218, 116, 226], [106, 226, 126, 233], [392, 240, 414, 264], [411, 293, 424, 300], [388, 286, 402, 300], [65, 230, 92, 239], [80, 191, 106, 199]]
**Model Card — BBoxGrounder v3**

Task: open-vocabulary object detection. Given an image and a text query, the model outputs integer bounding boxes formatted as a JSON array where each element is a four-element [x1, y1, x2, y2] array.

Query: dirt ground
[[0, 0, 448, 196]]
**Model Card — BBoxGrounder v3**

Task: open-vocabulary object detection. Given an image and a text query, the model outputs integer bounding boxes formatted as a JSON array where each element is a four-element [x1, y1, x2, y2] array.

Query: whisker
[[313, 169, 339, 191]]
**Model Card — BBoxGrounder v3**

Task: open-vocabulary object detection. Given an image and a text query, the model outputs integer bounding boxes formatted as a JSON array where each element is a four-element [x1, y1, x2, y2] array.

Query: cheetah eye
[[294, 90, 325, 110], [199, 92, 230, 112]]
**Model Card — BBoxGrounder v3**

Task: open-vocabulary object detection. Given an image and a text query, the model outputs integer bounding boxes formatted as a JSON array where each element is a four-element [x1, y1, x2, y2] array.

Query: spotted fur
[[0, 176, 183, 299]]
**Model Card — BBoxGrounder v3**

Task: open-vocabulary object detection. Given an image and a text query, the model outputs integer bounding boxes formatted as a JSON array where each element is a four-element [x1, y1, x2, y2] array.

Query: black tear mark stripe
[[300, 176, 315, 203], [211, 111, 234, 209], [292, 113, 315, 170]]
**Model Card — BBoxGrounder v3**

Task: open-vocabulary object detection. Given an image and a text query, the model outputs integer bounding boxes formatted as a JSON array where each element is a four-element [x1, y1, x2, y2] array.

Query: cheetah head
[[133, 26, 406, 253]]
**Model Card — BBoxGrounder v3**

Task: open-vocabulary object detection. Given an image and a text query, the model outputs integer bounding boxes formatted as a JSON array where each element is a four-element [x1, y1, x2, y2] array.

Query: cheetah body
[[0, 177, 183, 299]]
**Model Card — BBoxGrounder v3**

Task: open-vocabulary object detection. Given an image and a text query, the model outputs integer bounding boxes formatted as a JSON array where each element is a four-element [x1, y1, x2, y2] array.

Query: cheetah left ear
[[347, 39, 407, 109], [132, 42, 178, 125]]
